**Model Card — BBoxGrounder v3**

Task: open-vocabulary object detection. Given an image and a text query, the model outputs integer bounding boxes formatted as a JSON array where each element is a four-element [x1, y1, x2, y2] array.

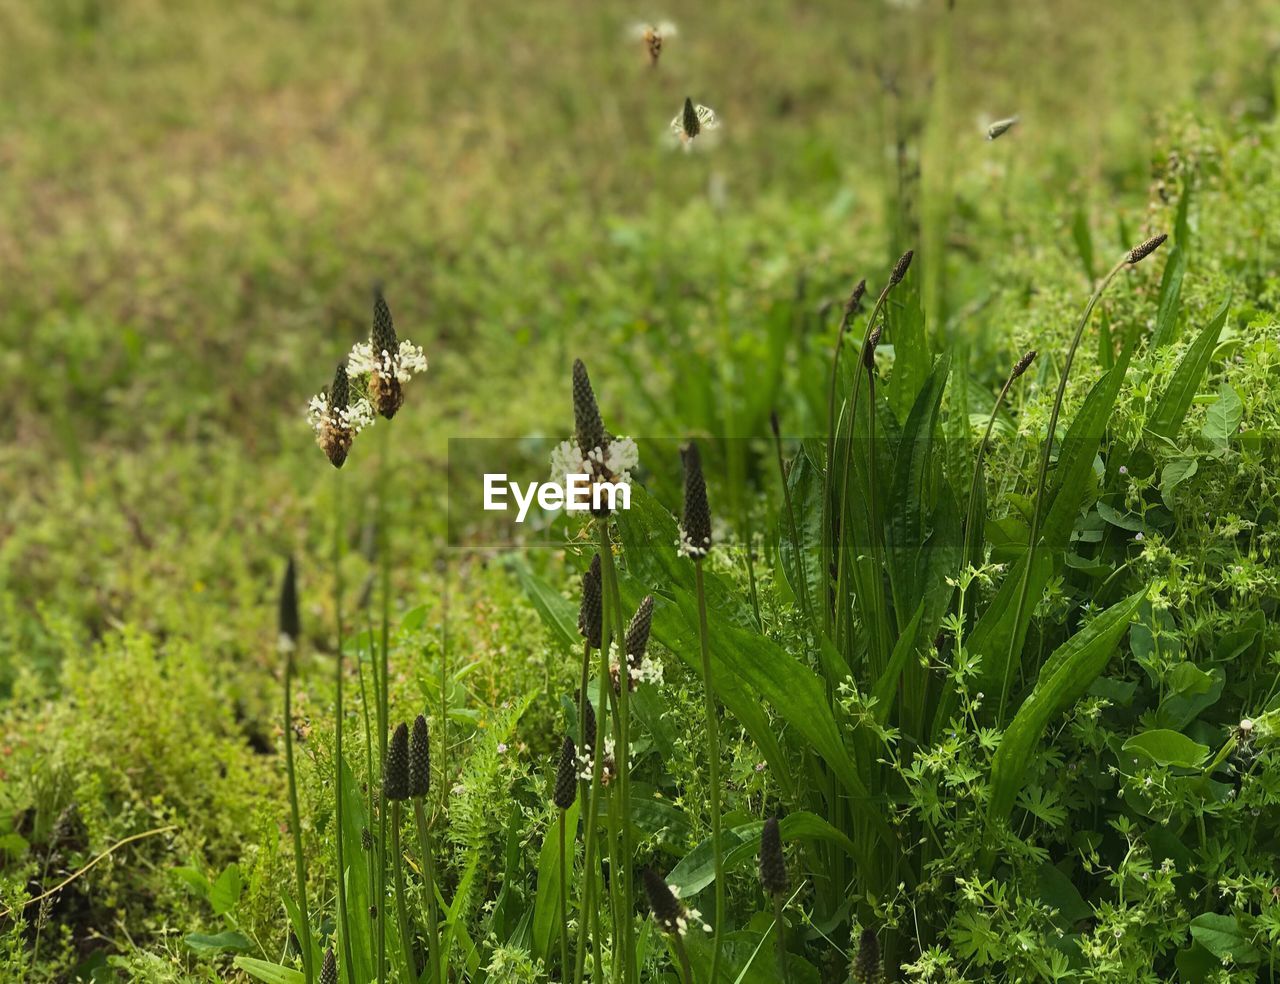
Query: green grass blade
[[985, 590, 1145, 848], [531, 801, 579, 963], [1147, 295, 1230, 441]]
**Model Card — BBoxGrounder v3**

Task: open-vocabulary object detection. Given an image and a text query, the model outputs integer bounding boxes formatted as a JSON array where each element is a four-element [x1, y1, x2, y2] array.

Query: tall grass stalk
[[374, 420, 394, 984], [596, 521, 635, 980], [280, 559, 314, 984], [831, 252, 912, 651], [693, 559, 723, 980], [390, 801, 414, 978], [559, 809, 571, 978], [411, 796, 441, 984], [331, 471, 354, 983], [999, 238, 1164, 719]]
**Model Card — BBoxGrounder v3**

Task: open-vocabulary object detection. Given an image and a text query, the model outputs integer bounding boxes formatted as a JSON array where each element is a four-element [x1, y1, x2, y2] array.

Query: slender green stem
[[670, 932, 694, 984], [356, 646, 378, 951], [375, 420, 393, 984], [597, 521, 634, 982], [821, 305, 855, 638], [391, 801, 415, 979], [432, 559, 447, 984], [332, 469, 353, 984], [559, 809, 571, 982], [283, 648, 313, 984], [999, 257, 1127, 720], [694, 560, 724, 982], [572, 639, 598, 984], [773, 895, 791, 984], [412, 798, 442, 984], [961, 375, 1017, 576]]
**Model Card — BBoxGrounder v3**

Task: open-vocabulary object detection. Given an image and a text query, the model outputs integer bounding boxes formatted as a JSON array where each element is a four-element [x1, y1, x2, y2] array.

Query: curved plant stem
[[961, 374, 1019, 576], [694, 559, 724, 983], [0, 825, 176, 919], [999, 256, 1129, 720], [332, 469, 354, 984], [283, 642, 314, 984], [412, 798, 442, 984]]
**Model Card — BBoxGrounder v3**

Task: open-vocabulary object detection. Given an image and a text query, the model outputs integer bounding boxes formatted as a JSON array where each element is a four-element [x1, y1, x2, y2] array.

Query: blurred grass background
[[1, 0, 1279, 977]]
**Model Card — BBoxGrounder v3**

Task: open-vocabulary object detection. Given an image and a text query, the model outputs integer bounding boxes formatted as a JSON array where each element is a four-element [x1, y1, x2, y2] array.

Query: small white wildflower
[[630, 655, 665, 687]]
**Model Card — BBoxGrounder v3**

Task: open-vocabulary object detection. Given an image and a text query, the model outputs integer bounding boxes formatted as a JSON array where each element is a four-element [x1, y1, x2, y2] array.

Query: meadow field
[[3, 0, 1280, 980]]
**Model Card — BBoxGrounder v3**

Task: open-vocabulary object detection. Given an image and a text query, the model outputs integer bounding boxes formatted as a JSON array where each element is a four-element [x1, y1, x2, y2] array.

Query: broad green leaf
[[170, 865, 210, 900], [209, 863, 242, 915], [670, 587, 891, 853], [1035, 862, 1091, 926], [1122, 729, 1209, 768], [1096, 501, 1145, 533], [1200, 382, 1242, 445], [985, 591, 1144, 845], [667, 812, 856, 897], [1159, 457, 1198, 503], [531, 801, 579, 961], [1167, 662, 1213, 699], [233, 958, 305, 984], [1189, 913, 1261, 965], [185, 930, 251, 956], [1147, 296, 1230, 441], [513, 559, 579, 652]]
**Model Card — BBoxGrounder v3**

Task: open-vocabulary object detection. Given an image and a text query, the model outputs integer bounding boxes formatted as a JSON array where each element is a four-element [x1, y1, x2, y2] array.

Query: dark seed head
[[852, 927, 882, 983], [625, 596, 655, 663], [331, 363, 350, 411], [409, 714, 430, 799], [319, 947, 338, 984], [572, 359, 608, 457], [553, 735, 577, 809], [384, 722, 410, 802], [642, 868, 685, 935], [361, 826, 373, 851], [1127, 233, 1168, 265], [843, 278, 868, 318], [680, 442, 712, 558], [769, 410, 781, 438], [682, 97, 699, 139], [863, 324, 883, 372], [322, 363, 353, 468], [759, 816, 788, 897], [582, 698, 597, 753], [1010, 349, 1037, 380], [578, 554, 603, 649], [890, 249, 914, 285], [278, 557, 300, 648], [373, 287, 397, 356]]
